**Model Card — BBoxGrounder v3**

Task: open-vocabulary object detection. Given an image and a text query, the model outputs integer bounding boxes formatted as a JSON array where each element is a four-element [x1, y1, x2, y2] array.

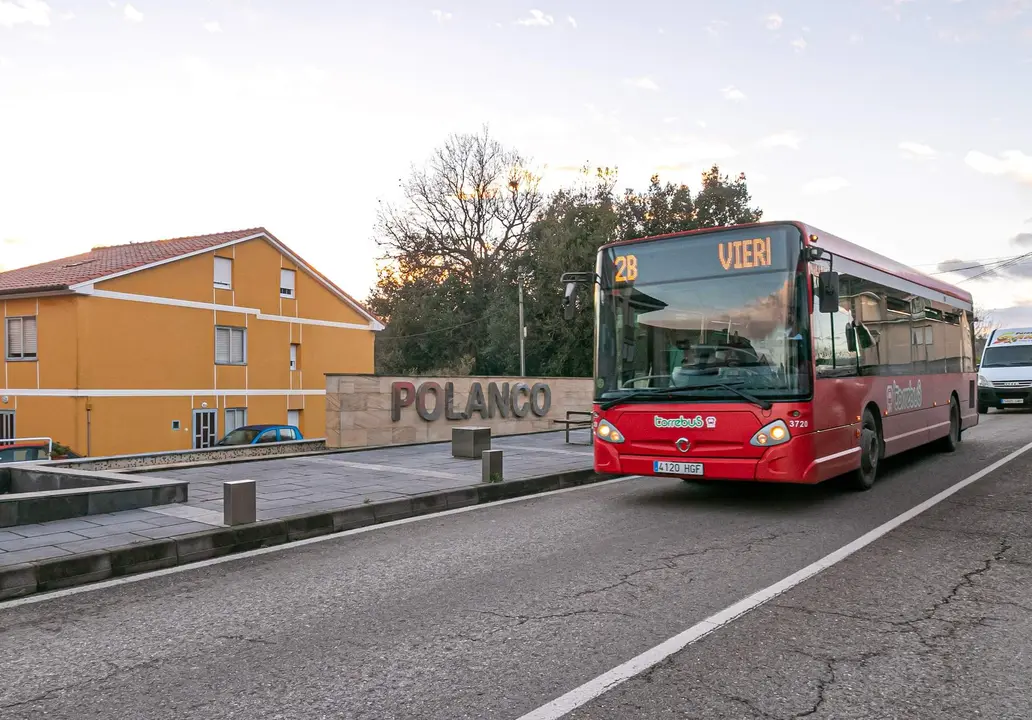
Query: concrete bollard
[[482, 449, 503, 483], [452, 426, 491, 459], [224, 479, 257, 526]]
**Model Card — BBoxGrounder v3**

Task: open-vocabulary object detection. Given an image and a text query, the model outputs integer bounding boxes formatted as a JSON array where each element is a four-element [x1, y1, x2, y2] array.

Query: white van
[[977, 327, 1032, 413]]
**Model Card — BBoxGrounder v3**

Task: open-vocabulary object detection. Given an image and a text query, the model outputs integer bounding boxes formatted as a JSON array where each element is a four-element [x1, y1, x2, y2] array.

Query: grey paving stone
[[55, 533, 154, 553], [0, 532, 26, 544], [0, 531, 88, 552], [73, 521, 165, 538], [0, 545, 73, 567], [130, 522, 219, 539], [8, 519, 102, 537]]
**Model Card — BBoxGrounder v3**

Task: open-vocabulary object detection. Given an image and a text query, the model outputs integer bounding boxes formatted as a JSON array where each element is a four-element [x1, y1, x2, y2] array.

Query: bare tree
[[974, 304, 999, 339], [375, 125, 543, 284]]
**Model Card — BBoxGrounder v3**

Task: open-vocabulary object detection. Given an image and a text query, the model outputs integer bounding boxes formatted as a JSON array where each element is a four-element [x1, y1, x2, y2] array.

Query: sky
[[0, 0, 1030, 319]]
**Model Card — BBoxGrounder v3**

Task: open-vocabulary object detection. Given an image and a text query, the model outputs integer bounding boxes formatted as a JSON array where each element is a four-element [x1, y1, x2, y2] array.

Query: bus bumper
[[978, 387, 1032, 410], [594, 434, 828, 484]]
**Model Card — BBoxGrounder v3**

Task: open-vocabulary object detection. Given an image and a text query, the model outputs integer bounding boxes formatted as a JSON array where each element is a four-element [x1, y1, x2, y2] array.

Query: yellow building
[[0, 227, 381, 456]]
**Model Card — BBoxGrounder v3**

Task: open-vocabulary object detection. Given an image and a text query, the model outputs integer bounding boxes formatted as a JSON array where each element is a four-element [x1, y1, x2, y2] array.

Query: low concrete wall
[[50, 438, 327, 472], [325, 375, 594, 448], [0, 465, 188, 527]]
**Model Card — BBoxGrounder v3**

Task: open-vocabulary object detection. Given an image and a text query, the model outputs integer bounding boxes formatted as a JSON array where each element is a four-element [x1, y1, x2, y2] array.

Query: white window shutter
[[280, 269, 295, 296], [290, 344, 298, 370], [6, 318, 22, 358], [23, 317, 37, 356], [231, 328, 245, 364], [215, 327, 230, 363], [214, 257, 232, 288]]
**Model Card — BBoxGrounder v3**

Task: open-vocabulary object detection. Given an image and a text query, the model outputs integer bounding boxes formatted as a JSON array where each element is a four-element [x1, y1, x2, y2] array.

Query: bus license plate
[[654, 460, 703, 476], [1002, 398, 1025, 405]]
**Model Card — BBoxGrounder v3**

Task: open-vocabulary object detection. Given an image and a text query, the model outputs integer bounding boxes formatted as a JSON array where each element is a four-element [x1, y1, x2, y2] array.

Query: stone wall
[[50, 438, 327, 472], [325, 375, 594, 448]]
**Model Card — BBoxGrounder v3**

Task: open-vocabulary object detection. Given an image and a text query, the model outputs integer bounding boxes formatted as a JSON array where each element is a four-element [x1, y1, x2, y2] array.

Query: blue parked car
[[216, 424, 303, 446]]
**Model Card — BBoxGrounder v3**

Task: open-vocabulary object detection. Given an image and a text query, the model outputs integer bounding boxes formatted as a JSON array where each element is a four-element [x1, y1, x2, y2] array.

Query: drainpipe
[[86, 402, 92, 457]]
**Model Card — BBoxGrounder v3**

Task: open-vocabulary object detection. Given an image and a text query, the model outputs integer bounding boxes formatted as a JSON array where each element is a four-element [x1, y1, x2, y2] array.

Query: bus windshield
[[595, 225, 811, 403]]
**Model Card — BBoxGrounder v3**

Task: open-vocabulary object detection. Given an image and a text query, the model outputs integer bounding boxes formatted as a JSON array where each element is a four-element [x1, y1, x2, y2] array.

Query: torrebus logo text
[[886, 380, 922, 414], [654, 415, 716, 429]]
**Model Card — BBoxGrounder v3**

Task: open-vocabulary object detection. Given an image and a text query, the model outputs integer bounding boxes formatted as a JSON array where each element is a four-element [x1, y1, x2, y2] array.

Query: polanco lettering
[[391, 381, 551, 422], [886, 379, 922, 414], [654, 414, 707, 429]]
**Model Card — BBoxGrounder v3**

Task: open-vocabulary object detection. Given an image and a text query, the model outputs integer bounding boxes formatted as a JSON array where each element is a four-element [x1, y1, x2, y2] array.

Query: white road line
[[0, 475, 637, 610], [300, 458, 464, 480], [495, 445, 593, 456], [146, 506, 225, 526], [513, 437, 1032, 720]]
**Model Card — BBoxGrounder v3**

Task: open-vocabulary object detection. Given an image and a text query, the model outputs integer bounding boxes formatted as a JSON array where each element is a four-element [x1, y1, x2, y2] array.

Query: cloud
[[661, 136, 739, 163], [791, 38, 807, 51], [965, 149, 1032, 184], [721, 85, 746, 101], [123, 3, 143, 23], [567, 15, 576, 28], [758, 131, 802, 150], [0, 0, 51, 28], [849, 32, 864, 44], [899, 141, 938, 160], [765, 13, 783, 30], [935, 233, 1032, 283], [203, 20, 222, 33], [626, 76, 659, 91], [697, 120, 707, 128], [706, 19, 728, 37], [516, 9, 553, 26], [802, 176, 849, 194], [432, 9, 452, 23]]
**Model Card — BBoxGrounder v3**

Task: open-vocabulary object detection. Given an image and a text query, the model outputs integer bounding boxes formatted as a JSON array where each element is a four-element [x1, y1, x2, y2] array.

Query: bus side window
[[813, 276, 858, 378]]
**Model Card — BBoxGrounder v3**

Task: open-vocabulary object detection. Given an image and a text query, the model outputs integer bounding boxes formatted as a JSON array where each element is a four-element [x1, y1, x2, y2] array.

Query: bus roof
[[601, 220, 973, 305]]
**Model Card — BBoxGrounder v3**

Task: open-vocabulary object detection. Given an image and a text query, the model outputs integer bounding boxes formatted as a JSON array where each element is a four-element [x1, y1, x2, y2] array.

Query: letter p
[[391, 381, 416, 422]]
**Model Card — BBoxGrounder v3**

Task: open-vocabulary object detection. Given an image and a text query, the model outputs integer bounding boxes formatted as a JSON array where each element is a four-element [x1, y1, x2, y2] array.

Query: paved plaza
[[0, 429, 593, 568]]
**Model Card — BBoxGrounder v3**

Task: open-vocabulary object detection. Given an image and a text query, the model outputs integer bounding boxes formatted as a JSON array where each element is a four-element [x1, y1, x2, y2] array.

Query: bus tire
[[938, 396, 961, 452], [848, 409, 880, 491]]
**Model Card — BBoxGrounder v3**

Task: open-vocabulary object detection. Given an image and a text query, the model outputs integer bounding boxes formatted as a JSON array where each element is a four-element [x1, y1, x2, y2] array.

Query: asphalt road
[[1, 412, 1030, 720]]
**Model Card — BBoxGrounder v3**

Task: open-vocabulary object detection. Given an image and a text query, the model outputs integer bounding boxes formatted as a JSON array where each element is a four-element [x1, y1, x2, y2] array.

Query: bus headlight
[[595, 419, 625, 444], [978, 374, 990, 388], [750, 419, 791, 447]]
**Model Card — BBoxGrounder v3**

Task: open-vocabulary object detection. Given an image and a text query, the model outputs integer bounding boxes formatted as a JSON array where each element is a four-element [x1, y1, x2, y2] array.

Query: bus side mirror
[[818, 271, 840, 313], [846, 323, 857, 353], [563, 281, 577, 320]]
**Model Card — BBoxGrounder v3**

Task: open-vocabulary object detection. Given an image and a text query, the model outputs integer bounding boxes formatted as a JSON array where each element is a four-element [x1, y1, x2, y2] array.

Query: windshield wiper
[[600, 381, 772, 411]]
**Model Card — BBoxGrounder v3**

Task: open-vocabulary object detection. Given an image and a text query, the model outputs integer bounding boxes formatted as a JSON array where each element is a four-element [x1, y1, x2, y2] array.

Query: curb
[[0, 467, 608, 602]]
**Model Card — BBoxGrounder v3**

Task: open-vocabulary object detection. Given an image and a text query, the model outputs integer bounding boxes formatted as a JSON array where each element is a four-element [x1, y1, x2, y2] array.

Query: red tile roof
[[0, 228, 265, 296]]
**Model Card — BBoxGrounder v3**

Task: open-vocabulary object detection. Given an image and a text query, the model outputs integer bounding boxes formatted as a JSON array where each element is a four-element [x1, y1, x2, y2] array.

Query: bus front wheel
[[849, 410, 881, 492]]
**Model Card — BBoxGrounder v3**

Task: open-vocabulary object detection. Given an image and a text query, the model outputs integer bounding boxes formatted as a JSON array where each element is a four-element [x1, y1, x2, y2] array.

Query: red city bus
[[562, 221, 978, 491]]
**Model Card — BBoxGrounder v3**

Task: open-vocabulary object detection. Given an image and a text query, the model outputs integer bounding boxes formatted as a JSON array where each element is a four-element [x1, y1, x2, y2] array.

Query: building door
[[0, 411, 14, 441], [193, 409, 218, 449]]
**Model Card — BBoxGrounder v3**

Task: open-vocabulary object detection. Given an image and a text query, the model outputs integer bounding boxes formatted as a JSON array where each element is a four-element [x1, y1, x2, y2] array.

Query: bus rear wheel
[[938, 396, 961, 452], [848, 410, 880, 492]]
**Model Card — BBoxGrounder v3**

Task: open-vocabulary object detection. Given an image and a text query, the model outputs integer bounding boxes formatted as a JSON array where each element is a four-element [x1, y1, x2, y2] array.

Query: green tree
[[371, 126, 542, 374], [522, 166, 620, 377]]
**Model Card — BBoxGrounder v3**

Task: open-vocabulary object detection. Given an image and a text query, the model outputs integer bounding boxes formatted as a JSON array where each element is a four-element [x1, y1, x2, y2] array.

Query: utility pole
[[518, 278, 526, 376]]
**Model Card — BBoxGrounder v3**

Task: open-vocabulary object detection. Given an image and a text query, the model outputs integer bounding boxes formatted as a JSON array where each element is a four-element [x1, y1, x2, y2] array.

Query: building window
[[215, 326, 247, 365], [5, 316, 38, 361], [225, 408, 247, 434], [0, 410, 14, 441], [280, 269, 296, 298], [214, 256, 233, 290], [290, 343, 299, 371], [287, 410, 301, 433]]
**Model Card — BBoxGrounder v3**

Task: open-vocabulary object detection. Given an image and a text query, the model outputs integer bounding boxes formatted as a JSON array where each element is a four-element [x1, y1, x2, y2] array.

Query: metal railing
[[0, 436, 54, 461]]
